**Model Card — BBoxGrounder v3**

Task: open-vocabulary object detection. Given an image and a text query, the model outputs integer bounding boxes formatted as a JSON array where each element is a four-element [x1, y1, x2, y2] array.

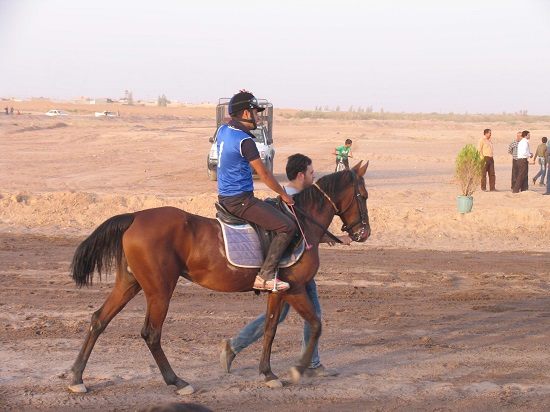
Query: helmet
[[228, 92, 265, 115]]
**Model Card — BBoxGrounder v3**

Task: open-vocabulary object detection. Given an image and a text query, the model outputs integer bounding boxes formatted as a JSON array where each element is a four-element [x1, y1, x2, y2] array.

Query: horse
[[68, 161, 370, 395]]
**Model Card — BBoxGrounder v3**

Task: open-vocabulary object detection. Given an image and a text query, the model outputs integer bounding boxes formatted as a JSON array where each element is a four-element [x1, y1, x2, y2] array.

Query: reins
[[290, 203, 343, 244], [312, 183, 339, 213]]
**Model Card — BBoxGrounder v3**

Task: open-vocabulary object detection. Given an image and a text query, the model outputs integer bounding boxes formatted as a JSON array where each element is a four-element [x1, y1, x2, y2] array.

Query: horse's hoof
[[290, 367, 302, 384], [265, 379, 283, 388], [176, 384, 195, 395], [68, 383, 87, 393]]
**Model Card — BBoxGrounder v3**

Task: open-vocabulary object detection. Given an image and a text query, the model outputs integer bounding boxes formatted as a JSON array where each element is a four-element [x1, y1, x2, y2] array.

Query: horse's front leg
[[284, 289, 321, 384], [259, 292, 285, 387]]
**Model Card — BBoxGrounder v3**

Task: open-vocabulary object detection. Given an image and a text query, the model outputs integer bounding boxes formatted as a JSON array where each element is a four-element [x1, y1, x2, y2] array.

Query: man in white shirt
[[512, 130, 533, 193]]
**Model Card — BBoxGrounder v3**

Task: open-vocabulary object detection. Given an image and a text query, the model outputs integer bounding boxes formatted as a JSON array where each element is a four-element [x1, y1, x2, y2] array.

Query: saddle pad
[[217, 219, 264, 268], [217, 219, 306, 269]]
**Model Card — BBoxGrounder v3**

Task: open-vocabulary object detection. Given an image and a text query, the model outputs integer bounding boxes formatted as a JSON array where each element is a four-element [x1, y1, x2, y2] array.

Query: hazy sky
[[1, 0, 549, 114]]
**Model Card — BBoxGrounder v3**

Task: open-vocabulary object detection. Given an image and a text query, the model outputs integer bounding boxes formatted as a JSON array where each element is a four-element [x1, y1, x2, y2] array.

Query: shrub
[[455, 144, 484, 196]]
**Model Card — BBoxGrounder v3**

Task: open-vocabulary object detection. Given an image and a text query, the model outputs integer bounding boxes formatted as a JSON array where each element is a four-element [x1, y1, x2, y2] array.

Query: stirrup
[[253, 275, 289, 292]]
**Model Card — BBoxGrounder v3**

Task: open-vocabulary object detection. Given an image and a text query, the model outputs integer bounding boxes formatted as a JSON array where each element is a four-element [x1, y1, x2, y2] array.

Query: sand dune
[[1, 102, 549, 252]]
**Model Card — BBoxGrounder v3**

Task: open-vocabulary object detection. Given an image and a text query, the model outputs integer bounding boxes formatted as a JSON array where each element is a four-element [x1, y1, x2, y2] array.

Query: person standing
[[532, 137, 548, 186], [217, 91, 296, 291], [332, 139, 353, 171], [220, 154, 352, 377], [544, 143, 550, 195], [512, 131, 533, 193], [508, 132, 522, 190], [477, 129, 496, 191]]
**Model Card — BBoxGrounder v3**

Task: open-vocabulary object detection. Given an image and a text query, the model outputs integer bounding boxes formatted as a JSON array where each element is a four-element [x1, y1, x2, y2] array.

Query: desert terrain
[[1, 101, 549, 411]]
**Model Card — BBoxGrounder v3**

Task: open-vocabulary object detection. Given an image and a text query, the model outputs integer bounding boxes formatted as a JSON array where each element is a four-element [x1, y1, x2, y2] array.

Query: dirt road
[[1, 233, 549, 411]]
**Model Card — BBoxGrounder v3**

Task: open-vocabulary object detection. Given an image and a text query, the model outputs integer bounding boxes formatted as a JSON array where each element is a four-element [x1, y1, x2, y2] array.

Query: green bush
[[455, 144, 484, 196]]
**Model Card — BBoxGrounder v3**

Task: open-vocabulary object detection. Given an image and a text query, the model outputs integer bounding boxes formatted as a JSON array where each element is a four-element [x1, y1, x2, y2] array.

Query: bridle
[[312, 169, 369, 242]]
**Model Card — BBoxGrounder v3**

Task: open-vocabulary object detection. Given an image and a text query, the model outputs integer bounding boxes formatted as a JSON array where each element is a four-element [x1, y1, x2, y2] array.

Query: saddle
[[215, 200, 305, 269]]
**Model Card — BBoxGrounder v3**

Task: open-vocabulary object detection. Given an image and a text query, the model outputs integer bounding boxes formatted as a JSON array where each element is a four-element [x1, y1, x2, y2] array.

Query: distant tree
[[366, 106, 373, 113], [335, 105, 340, 112], [158, 94, 170, 107], [349, 105, 354, 112]]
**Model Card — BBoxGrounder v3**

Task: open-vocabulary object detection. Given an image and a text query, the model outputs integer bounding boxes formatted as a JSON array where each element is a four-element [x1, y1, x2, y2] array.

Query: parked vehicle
[[95, 111, 117, 117], [45, 110, 68, 116], [207, 98, 274, 181]]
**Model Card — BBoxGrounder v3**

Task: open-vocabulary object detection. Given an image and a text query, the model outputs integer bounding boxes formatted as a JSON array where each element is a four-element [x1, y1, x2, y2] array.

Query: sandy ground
[[1, 102, 549, 411]]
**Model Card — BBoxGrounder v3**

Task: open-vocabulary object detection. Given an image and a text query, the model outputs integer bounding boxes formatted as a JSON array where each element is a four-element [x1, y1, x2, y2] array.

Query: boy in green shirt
[[332, 139, 353, 171]]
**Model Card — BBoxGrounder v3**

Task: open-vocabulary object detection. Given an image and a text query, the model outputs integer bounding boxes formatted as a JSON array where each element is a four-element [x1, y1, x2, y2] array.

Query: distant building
[[69, 96, 91, 104], [90, 98, 114, 105]]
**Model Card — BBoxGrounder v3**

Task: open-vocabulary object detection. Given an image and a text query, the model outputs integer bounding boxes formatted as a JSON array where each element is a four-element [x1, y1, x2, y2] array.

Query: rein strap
[[291, 204, 343, 244], [312, 183, 339, 213]]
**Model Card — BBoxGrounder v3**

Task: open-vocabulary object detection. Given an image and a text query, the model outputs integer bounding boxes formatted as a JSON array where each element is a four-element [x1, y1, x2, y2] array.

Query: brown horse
[[69, 161, 370, 395]]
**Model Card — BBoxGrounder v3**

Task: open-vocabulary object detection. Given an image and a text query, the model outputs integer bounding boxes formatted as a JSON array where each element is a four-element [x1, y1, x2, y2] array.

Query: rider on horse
[[216, 91, 296, 291]]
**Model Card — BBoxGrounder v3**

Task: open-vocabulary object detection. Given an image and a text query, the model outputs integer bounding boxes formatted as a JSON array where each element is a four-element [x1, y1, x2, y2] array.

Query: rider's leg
[[241, 200, 296, 290], [220, 193, 296, 290]]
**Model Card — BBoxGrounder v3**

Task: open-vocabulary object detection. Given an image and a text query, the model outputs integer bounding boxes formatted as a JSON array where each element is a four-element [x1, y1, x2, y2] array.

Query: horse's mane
[[293, 170, 353, 214]]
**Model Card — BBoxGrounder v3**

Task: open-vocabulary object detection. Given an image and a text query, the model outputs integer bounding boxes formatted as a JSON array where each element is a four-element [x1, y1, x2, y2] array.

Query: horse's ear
[[357, 160, 369, 177], [352, 161, 363, 172]]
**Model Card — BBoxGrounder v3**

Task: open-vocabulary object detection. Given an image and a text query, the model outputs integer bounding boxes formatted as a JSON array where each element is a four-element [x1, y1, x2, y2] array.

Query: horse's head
[[335, 161, 370, 242], [304, 161, 370, 242]]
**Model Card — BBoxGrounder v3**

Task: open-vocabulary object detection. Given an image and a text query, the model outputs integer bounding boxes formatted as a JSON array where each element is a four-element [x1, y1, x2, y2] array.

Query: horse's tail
[[71, 213, 135, 287]]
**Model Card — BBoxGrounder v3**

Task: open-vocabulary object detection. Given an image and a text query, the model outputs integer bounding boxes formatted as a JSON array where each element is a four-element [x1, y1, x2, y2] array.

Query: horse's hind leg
[[140, 285, 194, 395], [69, 263, 141, 393]]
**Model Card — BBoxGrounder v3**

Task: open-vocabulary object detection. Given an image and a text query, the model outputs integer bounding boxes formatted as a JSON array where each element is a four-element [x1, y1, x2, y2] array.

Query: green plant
[[455, 144, 484, 196]]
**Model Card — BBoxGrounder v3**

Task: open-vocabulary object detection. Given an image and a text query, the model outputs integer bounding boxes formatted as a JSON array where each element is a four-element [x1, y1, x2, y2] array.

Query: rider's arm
[[250, 158, 294, 205]]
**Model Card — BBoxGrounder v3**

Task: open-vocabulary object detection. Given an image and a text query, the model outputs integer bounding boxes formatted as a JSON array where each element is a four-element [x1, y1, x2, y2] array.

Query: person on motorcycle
[[216, 90, 296, 291]]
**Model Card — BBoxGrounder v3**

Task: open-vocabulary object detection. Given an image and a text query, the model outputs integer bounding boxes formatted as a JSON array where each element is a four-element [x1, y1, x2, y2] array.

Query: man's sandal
[[253, 275, 290, 291]]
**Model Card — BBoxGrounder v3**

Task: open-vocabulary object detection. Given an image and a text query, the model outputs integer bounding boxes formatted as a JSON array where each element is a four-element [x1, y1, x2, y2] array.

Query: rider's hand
[[281, 192, 294, 206]]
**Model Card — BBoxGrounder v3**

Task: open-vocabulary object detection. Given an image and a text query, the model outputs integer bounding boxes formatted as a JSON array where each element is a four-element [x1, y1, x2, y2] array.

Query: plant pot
[[457, 196, 473, 213]]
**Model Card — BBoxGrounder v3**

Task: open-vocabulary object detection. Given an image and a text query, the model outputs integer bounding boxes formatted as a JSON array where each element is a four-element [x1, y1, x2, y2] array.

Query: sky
[[1, 0, 549, 114]]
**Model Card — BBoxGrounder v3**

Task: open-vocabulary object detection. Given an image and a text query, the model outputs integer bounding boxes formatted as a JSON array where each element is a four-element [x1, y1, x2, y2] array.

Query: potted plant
[[455, 144, 484, 213]]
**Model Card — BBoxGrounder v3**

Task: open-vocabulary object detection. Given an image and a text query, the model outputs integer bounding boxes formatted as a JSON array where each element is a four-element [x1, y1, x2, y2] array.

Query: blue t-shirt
[[217, 121, 260, 196]]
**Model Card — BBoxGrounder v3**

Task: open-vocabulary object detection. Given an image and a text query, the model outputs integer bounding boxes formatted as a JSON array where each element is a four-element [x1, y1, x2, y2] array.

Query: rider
[[216, 90, 296, 291], [332, 138, 353, 171]]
